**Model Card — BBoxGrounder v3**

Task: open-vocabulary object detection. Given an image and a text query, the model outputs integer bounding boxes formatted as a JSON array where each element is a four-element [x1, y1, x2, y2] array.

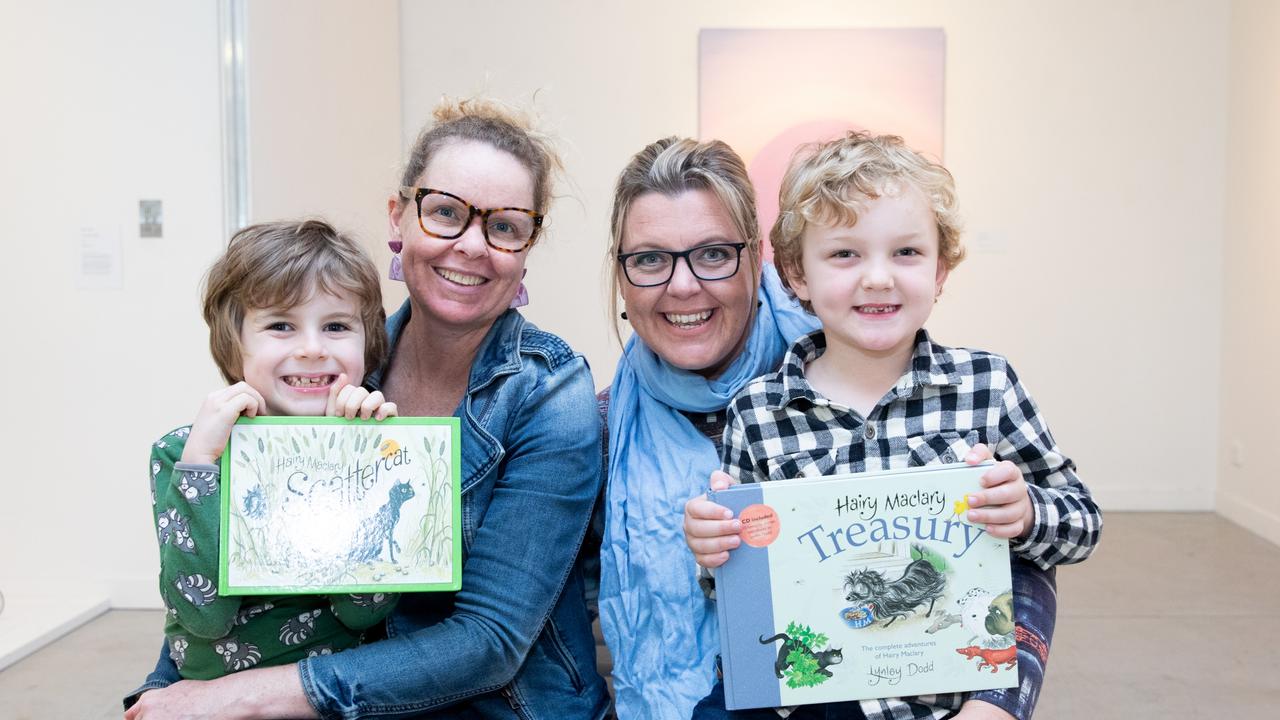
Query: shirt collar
[[773, 328, 962, 410]]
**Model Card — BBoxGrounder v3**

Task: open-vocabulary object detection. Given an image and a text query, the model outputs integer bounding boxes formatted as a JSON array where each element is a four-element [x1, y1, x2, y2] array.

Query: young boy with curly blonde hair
[[686, 133, 1102, 719]]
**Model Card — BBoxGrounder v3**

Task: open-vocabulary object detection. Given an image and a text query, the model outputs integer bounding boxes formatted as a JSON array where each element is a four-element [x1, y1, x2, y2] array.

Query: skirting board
[[1216, 490, 1280, 548], [0, 582, 110, 672]]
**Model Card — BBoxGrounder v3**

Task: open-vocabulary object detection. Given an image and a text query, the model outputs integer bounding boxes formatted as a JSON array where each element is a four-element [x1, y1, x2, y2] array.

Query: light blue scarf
[[600, 264, 817, 719]]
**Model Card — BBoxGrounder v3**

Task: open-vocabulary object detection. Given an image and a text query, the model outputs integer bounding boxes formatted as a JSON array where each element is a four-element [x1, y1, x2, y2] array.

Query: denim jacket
[[128, 304, 610, 719]]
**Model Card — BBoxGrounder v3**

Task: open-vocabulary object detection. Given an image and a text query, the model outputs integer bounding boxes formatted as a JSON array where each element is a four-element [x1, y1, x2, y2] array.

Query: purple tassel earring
[[388, 238, 404, 281]]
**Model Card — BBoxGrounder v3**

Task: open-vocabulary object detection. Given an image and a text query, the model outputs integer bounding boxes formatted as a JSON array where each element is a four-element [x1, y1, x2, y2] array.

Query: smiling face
[[789, 187, 948, 365], [239, 289, 366, 416], [390, 139, 534, 336], [619, 190, 757, 377]]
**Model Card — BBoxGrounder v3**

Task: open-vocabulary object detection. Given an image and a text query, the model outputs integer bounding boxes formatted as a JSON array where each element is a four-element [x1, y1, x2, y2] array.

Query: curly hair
[[770, 132, 964, 311]]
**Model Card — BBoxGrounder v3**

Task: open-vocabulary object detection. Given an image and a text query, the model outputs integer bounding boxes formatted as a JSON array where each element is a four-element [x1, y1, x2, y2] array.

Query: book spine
[[714, 483, 783, 710]]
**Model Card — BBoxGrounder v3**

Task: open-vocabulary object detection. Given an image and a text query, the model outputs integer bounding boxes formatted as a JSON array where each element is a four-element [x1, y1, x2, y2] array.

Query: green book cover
[[218, 416, 462, 595]]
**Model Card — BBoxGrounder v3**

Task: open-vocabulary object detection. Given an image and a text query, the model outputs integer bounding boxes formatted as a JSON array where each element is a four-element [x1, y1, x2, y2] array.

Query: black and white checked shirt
[[720, 329, 1102, 720]]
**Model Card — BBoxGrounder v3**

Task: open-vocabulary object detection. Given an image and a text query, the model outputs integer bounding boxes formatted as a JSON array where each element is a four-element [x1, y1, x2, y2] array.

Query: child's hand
[[683, 471, 741, 569], [962, 444, 1033, 540], [182, 382, 266, 465], [326, 373, 397, 420], [951, 699, 1016, 720]]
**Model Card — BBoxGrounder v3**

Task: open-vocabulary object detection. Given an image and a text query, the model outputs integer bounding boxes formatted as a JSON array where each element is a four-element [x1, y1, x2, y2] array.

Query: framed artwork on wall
[[699, 28, 945, 260]]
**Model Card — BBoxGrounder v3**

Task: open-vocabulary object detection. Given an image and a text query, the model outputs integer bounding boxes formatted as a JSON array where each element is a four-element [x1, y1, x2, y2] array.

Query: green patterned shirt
[[150, 427, 397, 680]]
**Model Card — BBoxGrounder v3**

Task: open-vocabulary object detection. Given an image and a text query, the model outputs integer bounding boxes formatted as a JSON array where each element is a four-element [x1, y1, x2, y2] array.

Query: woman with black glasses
[[597, 137, 1058, 720], [125, 99, 610, 719]]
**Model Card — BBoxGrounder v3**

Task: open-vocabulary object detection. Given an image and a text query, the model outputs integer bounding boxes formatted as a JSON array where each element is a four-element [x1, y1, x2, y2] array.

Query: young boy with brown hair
[[150, 219, 398, 679]]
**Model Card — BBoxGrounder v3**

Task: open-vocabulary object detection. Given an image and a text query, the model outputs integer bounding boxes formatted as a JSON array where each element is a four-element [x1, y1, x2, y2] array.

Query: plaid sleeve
[[720, 394, 758, 484], [994, 362, 1103, 569]]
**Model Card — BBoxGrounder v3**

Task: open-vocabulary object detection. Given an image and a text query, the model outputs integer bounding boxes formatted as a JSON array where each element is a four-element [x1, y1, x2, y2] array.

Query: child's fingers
[[977, 519, 1025, 540], [685, 514, 742, 542], [239, 383, 266, 418], [374, 401, 398, 420], [968, 501, 1022, 525], [971, 472, 1028, 508], [687, 522, 740, 566], [978, 460, 1020, 488], [686, 527, 741, 552], [708, 470, 737, 492], [694, 549, 732, 570], [336, 385, 365, 420], [358, 391, 385, 420], [686, 496, 735, 522], [325, 373, 349, 416], [963, 443, 993, 464], [227, 390, 260, 419]]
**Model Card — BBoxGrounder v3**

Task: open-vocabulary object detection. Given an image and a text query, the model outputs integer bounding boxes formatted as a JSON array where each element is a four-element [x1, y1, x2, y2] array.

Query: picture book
[[710, 462, 1016, 709], [219, 416, 461, 595]]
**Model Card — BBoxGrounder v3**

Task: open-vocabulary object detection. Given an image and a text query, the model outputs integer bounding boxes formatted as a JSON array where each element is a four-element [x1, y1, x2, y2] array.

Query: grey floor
[[2, 512, 1276, 719]]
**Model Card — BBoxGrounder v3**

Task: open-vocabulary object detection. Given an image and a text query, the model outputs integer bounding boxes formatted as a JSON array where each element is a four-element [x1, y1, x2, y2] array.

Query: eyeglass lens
[[419, 193, 537, 250], [622, 244, 742, 286]]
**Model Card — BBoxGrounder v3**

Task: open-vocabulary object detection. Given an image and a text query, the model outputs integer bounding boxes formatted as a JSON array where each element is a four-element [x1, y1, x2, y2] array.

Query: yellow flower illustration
[[379, 439, 400, 459]]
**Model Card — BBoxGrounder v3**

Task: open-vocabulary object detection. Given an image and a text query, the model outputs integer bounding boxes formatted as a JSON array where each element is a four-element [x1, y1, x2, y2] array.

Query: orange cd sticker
[[738, 504, 780, 547]]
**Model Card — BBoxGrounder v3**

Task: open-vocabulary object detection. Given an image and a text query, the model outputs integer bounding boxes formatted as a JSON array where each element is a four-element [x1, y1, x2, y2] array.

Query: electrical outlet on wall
[[1229, 440, 1245, 468]]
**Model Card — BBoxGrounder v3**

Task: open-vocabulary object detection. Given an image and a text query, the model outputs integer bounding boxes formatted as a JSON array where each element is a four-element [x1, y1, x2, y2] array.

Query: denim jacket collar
[[366, 299, 525, 396]]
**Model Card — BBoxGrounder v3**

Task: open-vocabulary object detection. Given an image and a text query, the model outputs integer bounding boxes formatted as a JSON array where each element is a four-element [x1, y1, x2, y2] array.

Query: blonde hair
[[203, 219, 388, 384], [399, 97, 563, 218], [771, 132, 965, 311], [607, 137, 760, 343]]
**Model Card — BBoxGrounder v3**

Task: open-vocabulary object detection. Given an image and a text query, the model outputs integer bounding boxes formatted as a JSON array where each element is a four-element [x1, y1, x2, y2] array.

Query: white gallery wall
[[244, 1, 404, 307], [0, 0, 226, 648], [1217, 0, 1280, 546], [398, 0, 1229, 517], [0, 0, 1272, 631]]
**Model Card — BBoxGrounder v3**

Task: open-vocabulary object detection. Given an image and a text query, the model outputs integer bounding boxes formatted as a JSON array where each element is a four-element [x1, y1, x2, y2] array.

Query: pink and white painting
[[699, 29, 945, 260]]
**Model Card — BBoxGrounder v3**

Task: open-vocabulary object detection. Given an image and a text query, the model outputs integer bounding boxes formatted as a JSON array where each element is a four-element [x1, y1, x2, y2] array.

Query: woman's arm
[[124, 665, 312, 720], [301, 358, 602, 717], [130, 361, 602, 719]]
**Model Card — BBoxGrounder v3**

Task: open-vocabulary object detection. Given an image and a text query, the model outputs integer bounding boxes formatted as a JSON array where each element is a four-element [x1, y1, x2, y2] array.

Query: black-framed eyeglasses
[[616, 242, 748, 288], [399, 186, 544, 253]]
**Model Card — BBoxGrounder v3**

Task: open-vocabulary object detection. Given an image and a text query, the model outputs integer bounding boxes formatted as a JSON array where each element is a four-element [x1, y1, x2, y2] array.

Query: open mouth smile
[[282, 375, 337, 389], [856, 304, 900, 315], [663, 310, 713, 329], [436, 268, 486, 286]]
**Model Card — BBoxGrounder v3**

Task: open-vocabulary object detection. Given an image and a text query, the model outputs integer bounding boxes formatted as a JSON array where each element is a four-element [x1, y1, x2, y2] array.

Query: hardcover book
[[219, 416, 462, 595], [710, 462, 1017, 709]]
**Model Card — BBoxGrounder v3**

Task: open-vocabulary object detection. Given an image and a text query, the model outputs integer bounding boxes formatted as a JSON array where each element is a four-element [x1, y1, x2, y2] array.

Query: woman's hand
[[951, 698, 1017, 720], [326, 373, 398, 420], [125, 680, 236, 720], [962, 444, 1033, 540], [124, 665, 315, 720], [682, 470, 741, 569], [181, 382, 266, 465]]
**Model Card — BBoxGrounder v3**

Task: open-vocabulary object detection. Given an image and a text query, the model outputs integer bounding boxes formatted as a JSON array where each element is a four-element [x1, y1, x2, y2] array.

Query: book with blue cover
[[709, 462, 1017, 709]]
